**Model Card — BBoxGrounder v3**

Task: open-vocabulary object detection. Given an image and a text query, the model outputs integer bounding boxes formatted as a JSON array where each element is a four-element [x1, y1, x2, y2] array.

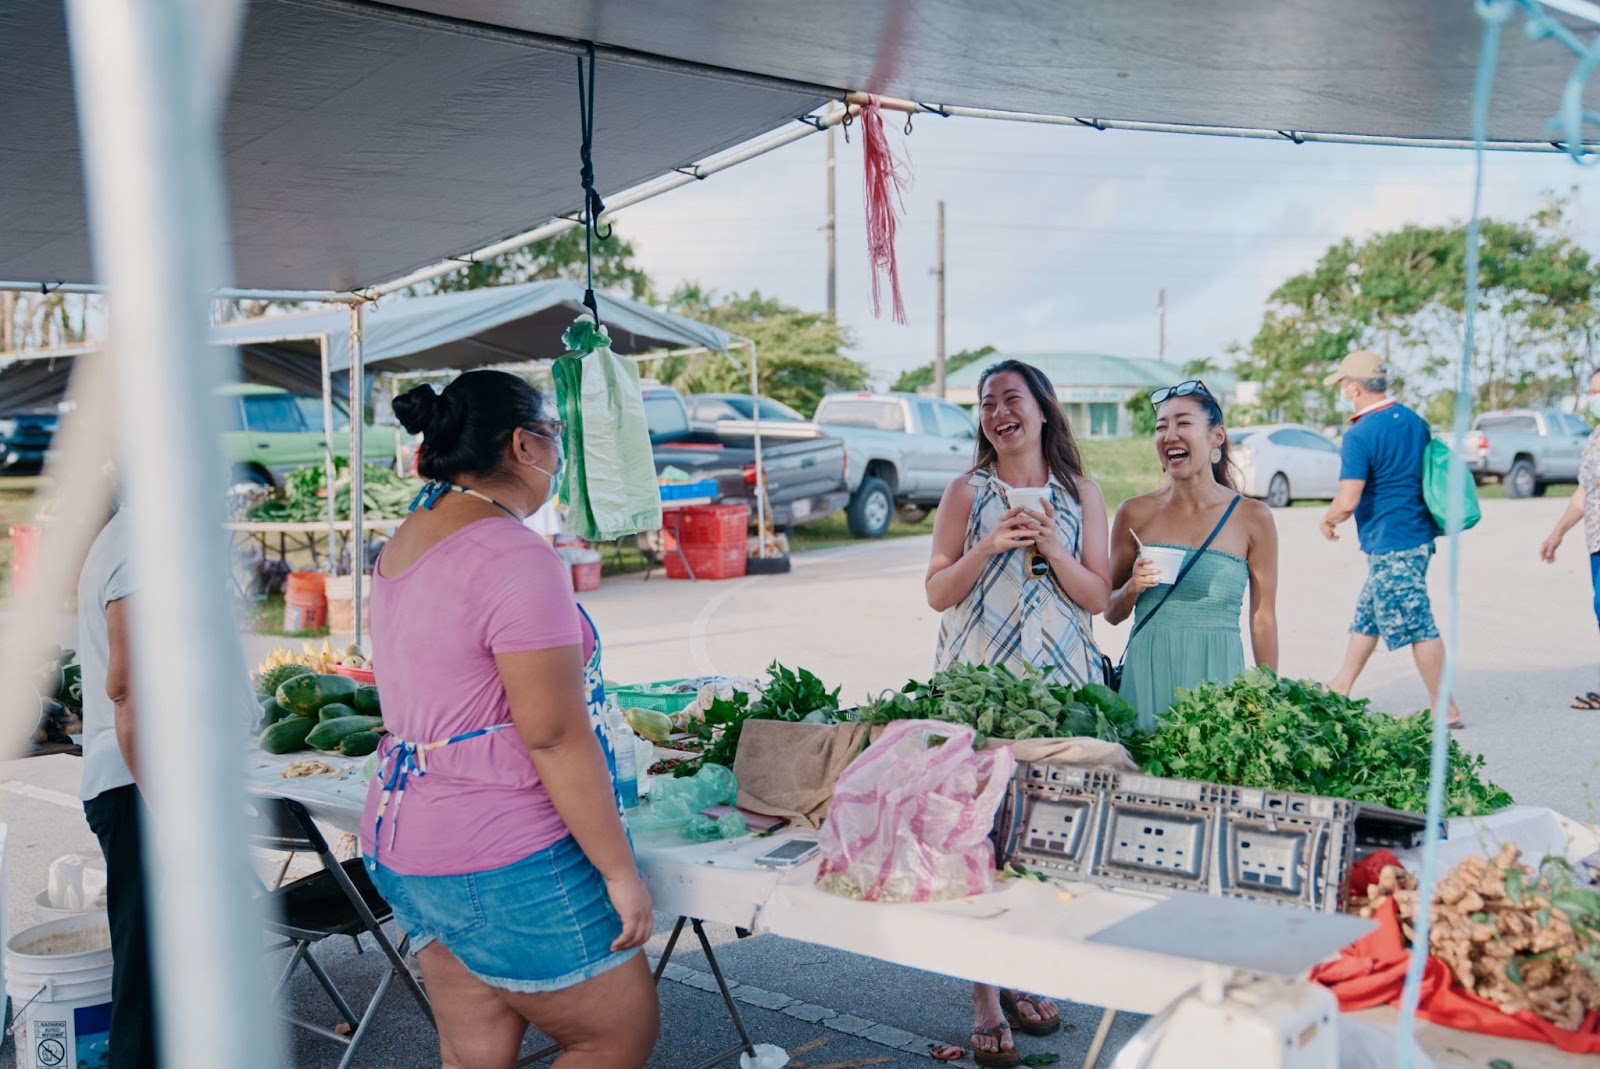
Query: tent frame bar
[[283, 0, 842, 101]]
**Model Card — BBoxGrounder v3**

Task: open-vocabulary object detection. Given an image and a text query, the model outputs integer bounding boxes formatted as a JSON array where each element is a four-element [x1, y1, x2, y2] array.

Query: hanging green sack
[[554, 317, 663, 541], [1422, 437, 1482, 535]]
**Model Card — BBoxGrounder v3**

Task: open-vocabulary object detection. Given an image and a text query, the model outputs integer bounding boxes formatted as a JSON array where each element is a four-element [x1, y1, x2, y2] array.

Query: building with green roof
[[942, 352, 1236, 438]]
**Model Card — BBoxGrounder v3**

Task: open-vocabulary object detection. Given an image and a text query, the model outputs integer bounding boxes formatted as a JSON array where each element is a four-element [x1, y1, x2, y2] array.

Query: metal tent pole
[[319, 333, 339, 560], [349, 302, 366, 643], [63, 4, 277, 1069], [745, 339, 767, 547]]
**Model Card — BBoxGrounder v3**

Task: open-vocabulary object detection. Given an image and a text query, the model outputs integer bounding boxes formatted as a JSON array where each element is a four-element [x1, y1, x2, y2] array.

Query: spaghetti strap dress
[[1119, 546, 1249, 731]]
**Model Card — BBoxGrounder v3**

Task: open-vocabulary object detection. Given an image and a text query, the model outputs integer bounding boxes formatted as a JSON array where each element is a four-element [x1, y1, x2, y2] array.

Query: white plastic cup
[[1004, 486, 1051, 514], [1142, 545, 1187, 585]]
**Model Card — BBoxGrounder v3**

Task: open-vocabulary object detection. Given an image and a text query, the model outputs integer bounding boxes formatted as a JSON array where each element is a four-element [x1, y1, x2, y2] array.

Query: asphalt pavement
[[1, 497, 1596, 1067]]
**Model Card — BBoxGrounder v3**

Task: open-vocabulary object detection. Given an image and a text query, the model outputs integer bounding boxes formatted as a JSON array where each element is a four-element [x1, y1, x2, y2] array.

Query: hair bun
[[392, 384, 440, 435]]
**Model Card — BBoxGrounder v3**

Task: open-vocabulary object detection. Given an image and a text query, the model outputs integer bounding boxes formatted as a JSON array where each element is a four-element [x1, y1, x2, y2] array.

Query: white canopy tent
[[4, 1, 1599, 1066]]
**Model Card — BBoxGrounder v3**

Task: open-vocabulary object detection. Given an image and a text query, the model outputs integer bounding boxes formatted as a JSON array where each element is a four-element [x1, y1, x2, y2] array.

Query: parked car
[[220, 383, 399, 490], [684, 393, 821, 439], [1230, 424, 1342, 507], [1458, 408, 1591, 498], [0, 410, 57, 473], [812, 391, 978, 538], [644, 385, 849, 529]]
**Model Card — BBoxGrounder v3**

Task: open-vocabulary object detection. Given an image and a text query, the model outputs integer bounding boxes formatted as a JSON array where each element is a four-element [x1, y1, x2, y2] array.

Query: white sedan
[[1229, 424, 1342, 507]]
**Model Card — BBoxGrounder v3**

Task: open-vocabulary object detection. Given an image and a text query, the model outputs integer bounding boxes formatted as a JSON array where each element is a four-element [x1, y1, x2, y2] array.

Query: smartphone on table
[[753, 837, 820, 869]]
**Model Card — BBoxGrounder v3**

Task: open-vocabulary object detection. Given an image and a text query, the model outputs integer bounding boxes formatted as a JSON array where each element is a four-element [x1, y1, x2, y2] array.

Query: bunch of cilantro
[[1135, 668, 1512, 817]]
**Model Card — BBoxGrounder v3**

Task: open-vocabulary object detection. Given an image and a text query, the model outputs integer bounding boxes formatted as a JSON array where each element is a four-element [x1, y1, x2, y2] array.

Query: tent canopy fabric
[[0, 280, 737, 409], [5, 1, 1600, 295], [0, 0, 827, 292]]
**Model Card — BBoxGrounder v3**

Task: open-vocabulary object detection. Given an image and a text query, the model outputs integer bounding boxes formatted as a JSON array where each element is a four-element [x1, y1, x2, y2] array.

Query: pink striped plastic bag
[[815, 720, 1014, 903]]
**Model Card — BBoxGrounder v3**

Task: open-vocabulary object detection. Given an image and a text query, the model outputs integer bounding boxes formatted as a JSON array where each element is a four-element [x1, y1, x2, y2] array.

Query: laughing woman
[[926, 359, 1111, 1067], [1106, 380, 1279, 729]]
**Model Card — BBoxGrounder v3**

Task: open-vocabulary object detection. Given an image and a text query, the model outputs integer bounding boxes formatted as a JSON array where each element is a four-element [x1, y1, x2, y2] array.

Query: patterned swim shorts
[[1351, 544, 1440, 651]]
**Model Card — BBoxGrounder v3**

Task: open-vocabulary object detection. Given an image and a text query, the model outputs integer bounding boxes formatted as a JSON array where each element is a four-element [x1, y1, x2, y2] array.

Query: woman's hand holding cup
[[1128, 555, 1163, 594], [980, 506, 1036, 557]]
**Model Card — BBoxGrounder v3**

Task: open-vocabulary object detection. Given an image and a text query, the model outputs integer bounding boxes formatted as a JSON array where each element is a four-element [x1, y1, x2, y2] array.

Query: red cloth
[[1311, 898, 1600, 1053]]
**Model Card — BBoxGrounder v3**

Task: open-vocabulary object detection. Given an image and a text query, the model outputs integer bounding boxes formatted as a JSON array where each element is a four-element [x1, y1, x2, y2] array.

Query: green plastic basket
[[609, 679, 698, 714]]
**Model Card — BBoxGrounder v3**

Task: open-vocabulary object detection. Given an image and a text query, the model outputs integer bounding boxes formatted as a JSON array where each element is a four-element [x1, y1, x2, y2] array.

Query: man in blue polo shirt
[[1321, 350, 1464, 728]]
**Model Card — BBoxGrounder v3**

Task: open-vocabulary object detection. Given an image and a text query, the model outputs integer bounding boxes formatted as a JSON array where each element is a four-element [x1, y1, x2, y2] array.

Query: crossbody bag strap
[[1118, 494, 1242, 663]]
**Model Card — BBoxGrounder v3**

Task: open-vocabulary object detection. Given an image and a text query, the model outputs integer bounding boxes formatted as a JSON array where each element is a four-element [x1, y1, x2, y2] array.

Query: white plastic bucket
[[5, 915, 114, 1069], [32, 891, 107, 927]]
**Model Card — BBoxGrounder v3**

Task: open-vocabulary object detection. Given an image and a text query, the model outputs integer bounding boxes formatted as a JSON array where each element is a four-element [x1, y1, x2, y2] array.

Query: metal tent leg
[[1083, 1007, 1117, 1069], [518, 916, 755, 1068]]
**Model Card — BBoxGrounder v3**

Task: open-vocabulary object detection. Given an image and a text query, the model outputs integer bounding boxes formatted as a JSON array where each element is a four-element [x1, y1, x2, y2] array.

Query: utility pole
[[1157, 287, 1167, 362], [935, 200, 947, 399], [825, 126, 837, 318]]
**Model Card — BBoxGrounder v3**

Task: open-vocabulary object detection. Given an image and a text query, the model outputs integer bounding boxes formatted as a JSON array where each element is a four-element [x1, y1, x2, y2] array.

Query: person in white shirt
[[78, 508, 159, 1069]]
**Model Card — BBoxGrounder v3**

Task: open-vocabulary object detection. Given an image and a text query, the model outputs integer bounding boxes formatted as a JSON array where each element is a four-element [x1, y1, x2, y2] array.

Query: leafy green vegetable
[[1022, 1055, 1061, 1067], [1135, 668, 1513, 817], [673, 662, 844, 775], [858, 662, 1137, 748], [245, 458, 421, 522]]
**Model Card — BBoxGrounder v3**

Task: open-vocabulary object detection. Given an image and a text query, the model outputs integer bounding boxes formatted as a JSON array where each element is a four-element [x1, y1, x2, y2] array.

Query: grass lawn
[[1081, 438, 1165, 509]]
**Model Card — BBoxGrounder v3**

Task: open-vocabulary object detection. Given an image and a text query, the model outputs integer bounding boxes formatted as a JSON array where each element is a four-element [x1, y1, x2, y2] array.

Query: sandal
[[1000, 989, 1062, 1036], [1572, 692, 1600, 710], [1448, 720, 1466, 730], [929, 1042, 966, 1063], [970, 1023, 1022, 1068]]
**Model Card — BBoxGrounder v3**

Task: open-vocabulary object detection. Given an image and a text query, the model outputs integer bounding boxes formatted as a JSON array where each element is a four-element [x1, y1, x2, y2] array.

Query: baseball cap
[[1323, 350, 1387, 386]]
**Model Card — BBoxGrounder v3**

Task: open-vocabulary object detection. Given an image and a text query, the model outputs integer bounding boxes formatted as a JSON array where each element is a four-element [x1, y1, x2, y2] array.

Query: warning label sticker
[[35, 1020, 67, 1067]]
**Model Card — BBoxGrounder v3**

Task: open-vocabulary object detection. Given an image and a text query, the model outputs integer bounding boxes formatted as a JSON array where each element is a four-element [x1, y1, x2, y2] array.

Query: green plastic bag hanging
[[552, 317, 663, 542], [1422, 438, 1481, 536]]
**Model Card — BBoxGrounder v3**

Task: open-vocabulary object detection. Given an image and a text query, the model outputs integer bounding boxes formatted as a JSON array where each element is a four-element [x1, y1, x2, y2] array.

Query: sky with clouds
[[612, 117, 1600, 389]]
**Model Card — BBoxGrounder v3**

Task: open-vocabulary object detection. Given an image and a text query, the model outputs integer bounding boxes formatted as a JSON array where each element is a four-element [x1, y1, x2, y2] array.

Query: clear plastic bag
[[815, 720, 1013, 903]]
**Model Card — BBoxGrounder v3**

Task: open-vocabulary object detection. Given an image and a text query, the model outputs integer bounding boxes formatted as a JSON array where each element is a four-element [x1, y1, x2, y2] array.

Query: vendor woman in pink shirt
[[361, 370, 658, 1068]]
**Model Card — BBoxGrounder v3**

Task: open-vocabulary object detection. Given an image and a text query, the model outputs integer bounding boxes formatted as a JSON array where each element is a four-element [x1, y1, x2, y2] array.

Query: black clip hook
[[904, 112, 915, 137]]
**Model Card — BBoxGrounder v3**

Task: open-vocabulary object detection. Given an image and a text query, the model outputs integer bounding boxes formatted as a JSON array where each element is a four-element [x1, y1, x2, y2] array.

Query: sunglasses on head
[[1149, 380, 1213, 407]]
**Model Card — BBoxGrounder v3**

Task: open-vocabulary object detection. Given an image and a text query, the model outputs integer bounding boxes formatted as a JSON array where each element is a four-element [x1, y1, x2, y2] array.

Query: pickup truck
[[643, 385, 849, 528], [813, 391, 979, 537], [0, 410, 57, 473], [1455, 408, 1592, 498], [221, 383, 400, 490]]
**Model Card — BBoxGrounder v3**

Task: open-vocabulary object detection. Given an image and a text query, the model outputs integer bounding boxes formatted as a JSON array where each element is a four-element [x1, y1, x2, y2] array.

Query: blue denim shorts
[[367, 835, 637, 993], [1352, 544, 1440, 651]]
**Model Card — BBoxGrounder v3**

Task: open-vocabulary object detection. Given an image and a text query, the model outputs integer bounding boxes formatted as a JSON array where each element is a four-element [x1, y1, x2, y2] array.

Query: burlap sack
[[732, 719, 871, 829]]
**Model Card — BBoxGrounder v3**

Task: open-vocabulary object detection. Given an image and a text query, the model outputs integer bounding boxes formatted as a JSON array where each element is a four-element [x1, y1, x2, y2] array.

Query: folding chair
[[247, 797, 434, 1068]]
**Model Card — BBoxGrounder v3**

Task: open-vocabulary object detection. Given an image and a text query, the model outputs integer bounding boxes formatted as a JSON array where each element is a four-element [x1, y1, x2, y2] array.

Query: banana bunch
[[257, 641, 340, 676]]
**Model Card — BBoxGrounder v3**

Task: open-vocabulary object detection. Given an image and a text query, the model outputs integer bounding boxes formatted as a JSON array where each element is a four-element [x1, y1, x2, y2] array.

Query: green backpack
[[1422, 437, 1482, 535]]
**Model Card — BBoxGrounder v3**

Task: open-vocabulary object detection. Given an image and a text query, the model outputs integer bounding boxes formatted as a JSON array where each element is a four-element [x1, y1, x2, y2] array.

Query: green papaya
[[259, 716, 316, 754], [339, 730, 382, 758], [256, 698, 294, 733], [306, 715, 384, 752], [276, 673, 359, 718], [256, 693, 278, 709], [352, 685, 382, 719], [317, 702, 358, 724]]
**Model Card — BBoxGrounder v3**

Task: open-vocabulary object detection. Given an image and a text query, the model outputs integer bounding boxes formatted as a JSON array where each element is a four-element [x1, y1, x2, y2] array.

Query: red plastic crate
[[664, 541, 747, 580], [676, 504, 749, 546]]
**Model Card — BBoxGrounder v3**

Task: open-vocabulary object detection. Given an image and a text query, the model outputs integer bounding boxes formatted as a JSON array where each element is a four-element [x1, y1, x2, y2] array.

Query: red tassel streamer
[[860, 95, 910, 324]]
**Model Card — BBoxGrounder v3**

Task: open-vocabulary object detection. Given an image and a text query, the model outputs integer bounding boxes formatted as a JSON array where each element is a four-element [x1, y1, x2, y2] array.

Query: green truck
[[222, 384, 398, 489]]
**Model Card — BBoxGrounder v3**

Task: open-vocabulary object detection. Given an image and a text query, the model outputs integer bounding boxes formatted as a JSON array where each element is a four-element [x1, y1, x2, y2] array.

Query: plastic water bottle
[[605, 702, 639, 808]]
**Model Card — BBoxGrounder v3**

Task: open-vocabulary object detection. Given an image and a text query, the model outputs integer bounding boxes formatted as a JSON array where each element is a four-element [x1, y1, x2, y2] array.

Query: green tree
[[1237, 197, 1600, 426], [890, 345, 998, 393], [658, 286, 868, 416], [406, 228, 652, 300]]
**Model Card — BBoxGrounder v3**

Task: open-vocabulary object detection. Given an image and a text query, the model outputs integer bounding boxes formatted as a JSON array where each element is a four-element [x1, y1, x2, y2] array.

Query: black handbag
[[1102, 494, 1241, 692]]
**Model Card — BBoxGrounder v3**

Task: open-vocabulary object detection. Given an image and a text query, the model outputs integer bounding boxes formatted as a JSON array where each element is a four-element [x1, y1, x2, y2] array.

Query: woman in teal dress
[[1106, 381, 1279, 729]]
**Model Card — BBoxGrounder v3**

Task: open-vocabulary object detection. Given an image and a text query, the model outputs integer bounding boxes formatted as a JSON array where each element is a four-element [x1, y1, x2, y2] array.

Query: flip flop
[[1448, 720, 1466, 730], [929, 1042, 966, 1063], [1000, 989, 1063, 1036], [1572, 692, 1600, 710], [970, 1024, 1022, 1068]]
